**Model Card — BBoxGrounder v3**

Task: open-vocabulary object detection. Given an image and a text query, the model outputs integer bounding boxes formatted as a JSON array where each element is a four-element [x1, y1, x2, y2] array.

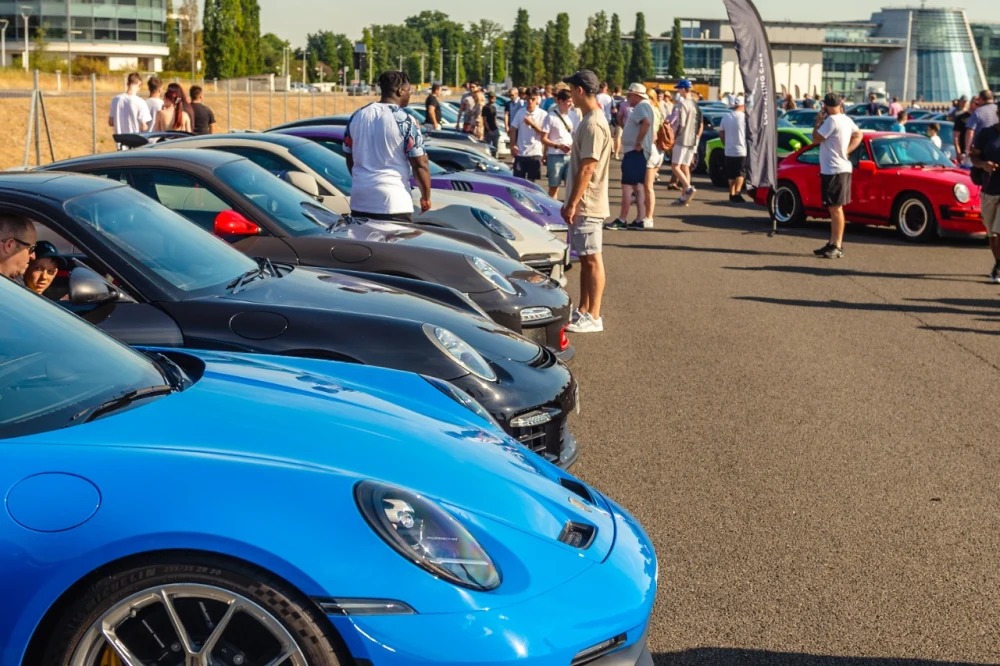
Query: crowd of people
[[109, 72, 218, 143]]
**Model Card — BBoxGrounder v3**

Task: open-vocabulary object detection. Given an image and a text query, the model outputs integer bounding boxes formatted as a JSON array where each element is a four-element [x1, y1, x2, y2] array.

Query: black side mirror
[[69, 266, 120, 305]]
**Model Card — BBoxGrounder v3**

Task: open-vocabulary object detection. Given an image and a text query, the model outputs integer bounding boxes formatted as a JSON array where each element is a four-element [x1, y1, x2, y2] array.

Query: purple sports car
[[272, 126, 567, 233]]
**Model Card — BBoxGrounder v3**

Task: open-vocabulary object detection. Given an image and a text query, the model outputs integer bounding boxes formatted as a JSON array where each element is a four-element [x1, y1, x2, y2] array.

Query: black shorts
[[350, 210, 413, 222], [513, 156, 542, 181], [621, 150, 646, 185], [821, 173, 852, 207], [725, 156, 746, 180]]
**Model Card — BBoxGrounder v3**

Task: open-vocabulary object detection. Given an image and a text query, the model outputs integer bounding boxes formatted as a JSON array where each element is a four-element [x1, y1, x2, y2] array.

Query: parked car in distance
[[854, 116, 898, 132], [706, 126, 812, 187], [905, 120, 957, 161], [781, 109, 821, 127], [288, 81, 319, 94], [755, 132, 982, 241], [846, 102, 889, 116], [1, 276, 656, 666]]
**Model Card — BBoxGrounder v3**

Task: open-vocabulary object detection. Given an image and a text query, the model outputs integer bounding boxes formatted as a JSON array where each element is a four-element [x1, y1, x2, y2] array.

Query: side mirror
[[858, 160, 877, 175], [69, 266, 120, 305], [214, 209, 260, 236], [282, 170, 321, 197]]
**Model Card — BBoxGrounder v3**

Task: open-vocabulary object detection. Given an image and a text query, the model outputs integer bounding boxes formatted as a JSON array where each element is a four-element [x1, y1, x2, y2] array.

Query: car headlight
[[543, 221, 569, 233], [355, 481, 501, 591], [471, 208, 516, 240], [423, 324, 497, 381], [954, 183, 970, 204], [507, 187, 544, 213], [467, 255, 516, 295], [422, 375, 501, 430]]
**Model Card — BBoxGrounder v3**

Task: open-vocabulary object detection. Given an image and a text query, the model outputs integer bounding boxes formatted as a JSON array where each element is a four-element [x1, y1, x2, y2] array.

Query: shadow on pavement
[[733, 296, 1000, 319], [605, 243, 804, 258], [653, 649, 997, 666], [919, 325, 1000, 336], [725, 265, 986, 284]]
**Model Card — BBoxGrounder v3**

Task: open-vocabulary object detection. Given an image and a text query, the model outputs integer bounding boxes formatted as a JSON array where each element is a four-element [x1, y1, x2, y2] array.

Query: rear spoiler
[[325, 269, 488, 318], [113, 131, 193, 148]]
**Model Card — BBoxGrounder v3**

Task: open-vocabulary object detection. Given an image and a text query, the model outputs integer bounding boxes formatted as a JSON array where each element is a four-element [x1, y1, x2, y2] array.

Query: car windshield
[[870, 136, 953, 168], [289, 142, 354, 196], [214, 160, 338, 234], [437, 103, 460, 123], [64, 184, 259, 297], [0, 278, 169, 439], [309, 138, 448, 184]]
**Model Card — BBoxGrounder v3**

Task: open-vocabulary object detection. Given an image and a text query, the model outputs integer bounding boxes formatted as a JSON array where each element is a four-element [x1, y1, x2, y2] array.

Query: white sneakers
[[566, 311, 604, 333], [642, 218, 654, 229]]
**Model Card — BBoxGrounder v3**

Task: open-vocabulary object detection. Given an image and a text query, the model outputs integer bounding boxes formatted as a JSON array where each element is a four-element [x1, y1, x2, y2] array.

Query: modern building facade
[[972, 22, 1000, 92], [637, 8, 988, 103], [0, 0, 168, 71]]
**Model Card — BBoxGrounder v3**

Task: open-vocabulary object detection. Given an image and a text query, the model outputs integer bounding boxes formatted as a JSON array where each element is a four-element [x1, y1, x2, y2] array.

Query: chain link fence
[[1, 70, 375, 169]]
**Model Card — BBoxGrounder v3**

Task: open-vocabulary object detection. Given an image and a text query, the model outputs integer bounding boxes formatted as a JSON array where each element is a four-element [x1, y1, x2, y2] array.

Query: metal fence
[[1, 70, 375, 170]]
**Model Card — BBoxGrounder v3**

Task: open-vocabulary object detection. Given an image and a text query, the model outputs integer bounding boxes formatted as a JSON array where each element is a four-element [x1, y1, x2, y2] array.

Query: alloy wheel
[[898, 198, 929, 238], [772, 186, 798, 224]]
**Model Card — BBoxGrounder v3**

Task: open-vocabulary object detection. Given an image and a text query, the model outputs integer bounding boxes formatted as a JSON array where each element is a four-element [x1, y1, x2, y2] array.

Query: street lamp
[[18, 6, 31, 72], [439, 47, 446, 86], [0, 20, 8, 69]]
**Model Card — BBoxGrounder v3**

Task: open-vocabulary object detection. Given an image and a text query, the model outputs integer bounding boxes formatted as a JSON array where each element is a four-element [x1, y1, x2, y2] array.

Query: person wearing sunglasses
[[23, 241, 65, 296], [0, 215, 37, 286]]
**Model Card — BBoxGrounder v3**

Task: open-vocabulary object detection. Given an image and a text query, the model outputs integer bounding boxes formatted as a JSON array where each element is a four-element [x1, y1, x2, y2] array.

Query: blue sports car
[[0, 280, 657, 666]]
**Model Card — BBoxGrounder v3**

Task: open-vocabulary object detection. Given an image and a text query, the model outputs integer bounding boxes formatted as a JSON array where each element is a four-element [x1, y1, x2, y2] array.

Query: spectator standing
[[343, 71, 432, 221], [540, 89, 578, 197], [782, 94, 796, 112], [865, 93, 882, 116], [540, 85, 555, 111], [610, 86, 625, 159], [509, 88, 547, 183], [802, 93, 816, 109], [503, 87, 521, 128], [927, 123, 943, 150], [669, 79, 702, 205], [641, 99, 664, 229], [891, 111, 907, 132], [108, 73, 152, 146], [954, 97, 977, 164], [887, 96, 903, 117], [424, 83, 442, 129], [596, 82, 613, 124], [811, 93, 863, 259], [189, 86, 217, 135], [482, 92, 499, 149], [970, 118, 1000, 282], [458, 81, 480, 132], [964, 90, 998, 158], [466, 90, 486, 140], [719, 95, 748, 203], [153, 86, 193, 132], [605, 84, 653, 230], [146, 76, 163, 118], [561, 70, 611, 334], [0, 214, 36, 286], [657, 90, 673, 121]]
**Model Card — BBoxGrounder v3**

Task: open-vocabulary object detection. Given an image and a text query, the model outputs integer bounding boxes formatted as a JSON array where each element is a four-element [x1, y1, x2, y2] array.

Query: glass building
[[972, 22, 1000, 92], [0, 0, 168, 70]]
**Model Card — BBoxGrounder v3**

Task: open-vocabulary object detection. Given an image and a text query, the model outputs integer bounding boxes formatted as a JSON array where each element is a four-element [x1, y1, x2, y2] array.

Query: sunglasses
[[3, 237, 35, 253]]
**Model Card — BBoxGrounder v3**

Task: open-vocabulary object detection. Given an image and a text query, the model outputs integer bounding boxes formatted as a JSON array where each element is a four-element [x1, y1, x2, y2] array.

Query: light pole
[[18, 6, 31, 72], [418, 51, 425, 85], [439, 47, 445, 86], [369, 50, 375, 85], [65, 0, 71, 79], [398, 54, 402, 71], [302, 49, 307, 85], [0, 20, 8, 69], [489, 50, 494, 84], [454, 52, 461, 89]]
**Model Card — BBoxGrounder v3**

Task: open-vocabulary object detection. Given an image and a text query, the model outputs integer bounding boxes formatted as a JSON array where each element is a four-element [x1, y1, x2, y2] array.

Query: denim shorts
[[547, 153, 570, 188]]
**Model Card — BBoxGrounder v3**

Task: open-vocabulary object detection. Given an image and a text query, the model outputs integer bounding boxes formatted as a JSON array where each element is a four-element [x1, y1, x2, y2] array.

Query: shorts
[[725, 155, 746, 180], [646, 146, 664, 169], [571, 217, 604, 256], [621, 150, 646, 185], [982, 193, 1000, 234], [513, 155, 542, 182], [821, 172, 852, 207], [350, 210, 412, 222], [547, 153, 570, 188], [672, 145, 696, 166], [611, 125, 622, 138]]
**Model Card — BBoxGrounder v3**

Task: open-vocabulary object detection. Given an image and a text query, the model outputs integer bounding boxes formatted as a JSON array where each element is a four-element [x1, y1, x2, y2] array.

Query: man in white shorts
[[669, 79, 702, 205]]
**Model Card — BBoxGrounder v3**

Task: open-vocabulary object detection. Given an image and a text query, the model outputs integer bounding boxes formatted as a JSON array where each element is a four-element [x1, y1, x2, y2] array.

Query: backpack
[[656, 116, 675, 152]]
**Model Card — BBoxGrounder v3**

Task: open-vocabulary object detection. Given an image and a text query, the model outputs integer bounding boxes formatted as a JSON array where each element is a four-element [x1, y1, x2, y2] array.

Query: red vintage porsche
[[753, 132, 984, 241]]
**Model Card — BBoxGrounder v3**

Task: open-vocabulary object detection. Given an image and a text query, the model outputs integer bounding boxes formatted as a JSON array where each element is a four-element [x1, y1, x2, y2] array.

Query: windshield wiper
[[71, 385, 177, 424], [143, 350, 190, 391], [227, 266, 266, 293], [327, 213, 365, 232]]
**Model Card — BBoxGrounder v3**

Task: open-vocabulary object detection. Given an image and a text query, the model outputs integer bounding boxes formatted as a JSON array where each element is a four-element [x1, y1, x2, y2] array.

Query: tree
[[429, 35, 442, 82], [530, 27, 546, 86], [668, 17, 685, 78], [493, 37, 507, 82], [552, 12, 574, 81], [606, 13, 626, 88], [165, 0, 180, 70], [542, 21, 555, 84], [203, 0, 244, 79], [578, 12, 608, 82], [260, 32, 289, 75], [626, 12, 653, 84], [241, 0, 262, 74], [509, 8, 533, 87]]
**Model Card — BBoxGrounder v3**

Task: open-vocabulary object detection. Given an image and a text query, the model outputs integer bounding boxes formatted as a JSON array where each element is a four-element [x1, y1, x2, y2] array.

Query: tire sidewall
[[894, 194, 936, 242], [769, 182, 803, 226]]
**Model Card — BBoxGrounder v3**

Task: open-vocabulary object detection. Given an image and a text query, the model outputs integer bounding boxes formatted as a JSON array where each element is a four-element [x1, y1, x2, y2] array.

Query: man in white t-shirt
[[812, 93, 863, 259], [145, 76, 163, 118], [596, 82, 613, 124], [718, 95, 748, 203], [509, 88, 548, 183], [343, 70, 432, 220], [539, 89, 579, 197], [108, 73, 152, 148]]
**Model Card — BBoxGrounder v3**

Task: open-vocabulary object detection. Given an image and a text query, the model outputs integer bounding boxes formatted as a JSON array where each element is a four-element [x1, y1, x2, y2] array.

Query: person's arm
[[847, 129, 864, 155], [428, 104, 440, 129], [812, 111, 831, 144], [634, 117, 650, 152], [509, 120, 519, 157], [207, 108, 217, 135], [561, 159, 597, 224], [954, 128, 963, 156], [410, 155, 432, 212]]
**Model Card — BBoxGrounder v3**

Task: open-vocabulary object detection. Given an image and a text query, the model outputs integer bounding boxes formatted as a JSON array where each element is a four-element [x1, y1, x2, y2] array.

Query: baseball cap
[[627, 83, 649, 99], [823, 92, 842, 108], [32, 240, 66, 268], [674, 79, 692, 90], [734, 94, 746, 107], [562, 70, 600, 94]]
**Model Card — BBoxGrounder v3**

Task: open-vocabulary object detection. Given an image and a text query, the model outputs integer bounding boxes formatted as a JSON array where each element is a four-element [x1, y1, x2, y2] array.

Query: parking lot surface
[[563, 168, 1000, 665]]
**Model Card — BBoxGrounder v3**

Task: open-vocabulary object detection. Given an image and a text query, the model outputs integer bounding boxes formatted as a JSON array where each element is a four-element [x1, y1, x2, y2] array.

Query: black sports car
[[42, 150, 573, 359], [1, 172, 579, 467]]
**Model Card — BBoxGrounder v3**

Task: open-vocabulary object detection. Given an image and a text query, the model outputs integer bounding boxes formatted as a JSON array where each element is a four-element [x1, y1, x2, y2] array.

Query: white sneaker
[[571, 308, 583, 324], [642, 218, 654, 229], [566, 313, 604, 333]]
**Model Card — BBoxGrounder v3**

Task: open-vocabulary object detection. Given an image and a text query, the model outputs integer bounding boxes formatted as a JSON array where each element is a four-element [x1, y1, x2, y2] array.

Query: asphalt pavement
[[560, 163, 1000, 665]]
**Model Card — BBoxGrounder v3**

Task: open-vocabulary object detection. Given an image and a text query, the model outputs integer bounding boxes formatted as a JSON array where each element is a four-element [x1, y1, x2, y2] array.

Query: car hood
[[223, 267, 543, 363], [324, 218, 492, 255], [445, 174, 565, 219], [86, 350, 615, 566], [881, 165, 975, 185]]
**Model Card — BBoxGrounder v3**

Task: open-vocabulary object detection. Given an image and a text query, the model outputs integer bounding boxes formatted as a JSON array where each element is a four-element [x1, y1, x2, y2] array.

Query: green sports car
[[706, 126, 812, 187]]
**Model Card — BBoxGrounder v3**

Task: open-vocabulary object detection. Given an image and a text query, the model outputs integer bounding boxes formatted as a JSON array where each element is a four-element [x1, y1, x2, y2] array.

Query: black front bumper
[[469, 279, 573, 359]]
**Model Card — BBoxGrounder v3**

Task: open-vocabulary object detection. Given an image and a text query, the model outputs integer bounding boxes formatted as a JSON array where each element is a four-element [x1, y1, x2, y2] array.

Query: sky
[[260, 0, 997, 47]]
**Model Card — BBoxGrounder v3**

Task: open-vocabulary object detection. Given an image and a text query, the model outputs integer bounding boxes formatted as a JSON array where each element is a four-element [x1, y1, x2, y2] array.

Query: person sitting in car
[[23, 241, 65, 297]]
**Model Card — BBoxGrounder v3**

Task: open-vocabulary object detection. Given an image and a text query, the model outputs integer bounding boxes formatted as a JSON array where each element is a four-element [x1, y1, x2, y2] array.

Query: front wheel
[[769, 182, 805, 226], [894, 194, 937, 242], [709, 151, 727, 187], [42, 555, 346, 666]]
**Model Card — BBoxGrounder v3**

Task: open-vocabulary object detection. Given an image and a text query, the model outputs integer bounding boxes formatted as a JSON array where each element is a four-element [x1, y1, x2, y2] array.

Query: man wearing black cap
[[812, 93, 862, 259], [561, 70, 612, 335]]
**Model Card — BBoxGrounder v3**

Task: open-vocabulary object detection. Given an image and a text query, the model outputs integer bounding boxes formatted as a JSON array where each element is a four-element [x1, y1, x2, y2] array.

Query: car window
[[870, 136, 953, 167], [212, 146, 295, 176], [797, 145, 820, 164], [289, 142, 354, 195]]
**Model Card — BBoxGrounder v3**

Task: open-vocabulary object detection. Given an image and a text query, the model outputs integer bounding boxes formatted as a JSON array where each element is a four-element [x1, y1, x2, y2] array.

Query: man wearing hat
[[607, 83, 656, 230], [812, 92, 863, 259], [718, 94, 748, 202], [669, 78, 702, 205]]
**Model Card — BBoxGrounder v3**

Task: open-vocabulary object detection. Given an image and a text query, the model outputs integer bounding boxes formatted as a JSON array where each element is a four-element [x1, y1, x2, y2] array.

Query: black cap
[[32, 240, 65, 268], [562, 70, 600, 94], [823, 93, 842, 108]]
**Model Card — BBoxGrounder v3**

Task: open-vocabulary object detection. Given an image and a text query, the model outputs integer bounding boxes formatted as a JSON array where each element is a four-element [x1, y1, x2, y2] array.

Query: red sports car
[[753, 132, 983, 241]]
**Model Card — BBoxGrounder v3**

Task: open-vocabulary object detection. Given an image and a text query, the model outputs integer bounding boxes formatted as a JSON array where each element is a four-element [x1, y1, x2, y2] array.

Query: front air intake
[[571, 633, 627, 665], [557, 521, 596, 550]]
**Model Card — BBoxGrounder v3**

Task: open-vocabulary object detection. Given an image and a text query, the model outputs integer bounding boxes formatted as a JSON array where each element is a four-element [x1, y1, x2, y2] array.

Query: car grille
[[510, 406, 565, 463], [521, 325, 549, 348]]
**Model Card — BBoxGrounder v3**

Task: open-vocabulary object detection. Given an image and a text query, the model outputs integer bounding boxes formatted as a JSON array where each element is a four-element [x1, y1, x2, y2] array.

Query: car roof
[[272, 126, 345, 140], [0, 170, 125, 200], [158, 132, 312, 150], [48, 147, 243, 170]]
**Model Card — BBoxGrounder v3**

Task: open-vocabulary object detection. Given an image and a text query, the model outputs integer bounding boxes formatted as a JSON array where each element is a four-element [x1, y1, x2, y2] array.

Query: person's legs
[[728, 178, 738, 197], [734, 174, 745, 195], [619, 185, 634, 220], [644, 166, 657, 224], [568, 220, 605, 331], [583, 253, 606, 320], [829, 205, 846, 247], [633, 184, 647, 223], [983, 195, 1000, 280], [577, 259, 592, 314]]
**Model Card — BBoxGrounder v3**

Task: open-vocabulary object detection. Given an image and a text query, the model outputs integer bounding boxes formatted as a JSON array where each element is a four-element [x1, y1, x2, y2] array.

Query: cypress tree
[[668, 18, 685, 78], [494, 37, 507, 82], [509, 8, 533, 87], [552, 13, 574, 81], [605, 13, 626, 88], [626, 12, 653, 85], [542, 21, 555, 84], [241, 0, 261, 75]]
